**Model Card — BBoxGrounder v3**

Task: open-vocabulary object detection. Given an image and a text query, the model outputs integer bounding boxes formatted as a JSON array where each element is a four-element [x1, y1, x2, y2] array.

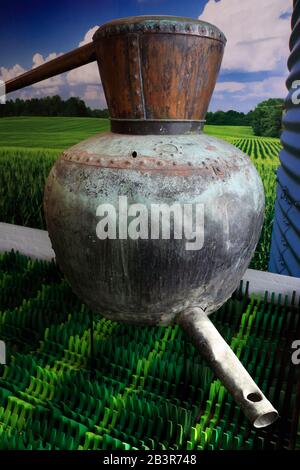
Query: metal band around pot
[[110, 119, 205, 135]]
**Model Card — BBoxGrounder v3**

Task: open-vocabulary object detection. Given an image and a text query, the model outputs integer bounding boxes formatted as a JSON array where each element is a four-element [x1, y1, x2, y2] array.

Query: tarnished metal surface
[[45, 132, 264, 325], [3, 222, 300, 307], [179, 308, 278, 428], [61, 133, 241, 176], [269, 0, 300, 276]]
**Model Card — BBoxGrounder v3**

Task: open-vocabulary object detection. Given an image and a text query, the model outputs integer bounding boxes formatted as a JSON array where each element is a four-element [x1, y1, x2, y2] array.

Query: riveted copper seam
[[61, 150, 238, 177], [127, 33, 145, 119]]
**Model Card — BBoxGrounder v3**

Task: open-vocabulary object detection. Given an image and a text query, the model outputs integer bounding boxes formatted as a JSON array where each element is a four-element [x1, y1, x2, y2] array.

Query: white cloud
[[84, 85, 100, 101], [32, 52, 60, 68], [24, 86, 60, 97], [201, 0, 291, 111], [32, 52, 65, 89], [238, 75, 287, 101], [78, 25, 99, 47], [67, 26, 100, 86], [211, 75, 287, 111], [215, 76, 286, 99], [0, 64, 26, 81], [215, 82, 246, 93], [199, 0, 291, 73], [67, 62, 100, 86], [83, 85, 106, 108]]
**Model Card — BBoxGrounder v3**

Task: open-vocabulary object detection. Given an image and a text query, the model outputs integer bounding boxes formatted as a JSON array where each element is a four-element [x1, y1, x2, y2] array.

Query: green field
[[0, 117, 280, 271], [0, 117, 254, 149], [204, 125, 254, 138], [0, 116, 109, 150]]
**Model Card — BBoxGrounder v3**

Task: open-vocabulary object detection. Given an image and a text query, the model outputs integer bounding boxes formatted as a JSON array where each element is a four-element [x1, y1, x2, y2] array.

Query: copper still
[[5, 16, 278, 427]]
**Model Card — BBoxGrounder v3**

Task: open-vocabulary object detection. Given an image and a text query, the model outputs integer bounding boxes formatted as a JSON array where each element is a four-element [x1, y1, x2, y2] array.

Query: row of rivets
[[63, 153, 228, 173], [129, 34, 144, 116], [63, 151, 236, 177], [94, 22, 226, 43]]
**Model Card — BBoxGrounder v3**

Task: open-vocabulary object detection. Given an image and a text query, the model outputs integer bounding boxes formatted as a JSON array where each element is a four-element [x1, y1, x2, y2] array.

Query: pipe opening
[[253, 411, 279, 429], [132, 151, 137, 158], [247, 392, 263, 403]]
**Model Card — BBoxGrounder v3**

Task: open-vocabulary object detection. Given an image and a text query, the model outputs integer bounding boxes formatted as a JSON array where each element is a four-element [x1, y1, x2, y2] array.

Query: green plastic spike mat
[[0, 250, 299, 450]]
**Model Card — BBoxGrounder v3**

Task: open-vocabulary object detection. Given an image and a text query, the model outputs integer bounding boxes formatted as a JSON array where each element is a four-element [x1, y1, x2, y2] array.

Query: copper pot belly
[[45, 132, 264, 325]]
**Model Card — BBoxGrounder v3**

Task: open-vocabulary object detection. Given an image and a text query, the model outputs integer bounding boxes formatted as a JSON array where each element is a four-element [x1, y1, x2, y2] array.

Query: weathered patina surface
[[45, 132, 264, 325]]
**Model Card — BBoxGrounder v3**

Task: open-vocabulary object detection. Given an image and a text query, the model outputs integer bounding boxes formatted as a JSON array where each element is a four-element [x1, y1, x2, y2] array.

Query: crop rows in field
[[0, 148, 58, 230], [229, 137, 281, 163], [225, 137, 281, 271]]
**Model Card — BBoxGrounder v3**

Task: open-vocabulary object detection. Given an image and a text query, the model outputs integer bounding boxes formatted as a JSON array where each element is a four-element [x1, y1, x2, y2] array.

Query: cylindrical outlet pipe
[[178, 307, 278, 428]]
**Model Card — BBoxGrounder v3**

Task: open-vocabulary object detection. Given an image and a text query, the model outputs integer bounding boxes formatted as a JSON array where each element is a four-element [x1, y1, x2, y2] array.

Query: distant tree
[[246, 110, 254, 126], [64, 97, 88, 116], [251, 98, 284, 137], [86, 107, 109, 118]]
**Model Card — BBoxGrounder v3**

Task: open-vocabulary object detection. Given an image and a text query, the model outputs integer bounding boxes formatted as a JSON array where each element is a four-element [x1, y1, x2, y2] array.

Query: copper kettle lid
[[92, 16, 227, 135]]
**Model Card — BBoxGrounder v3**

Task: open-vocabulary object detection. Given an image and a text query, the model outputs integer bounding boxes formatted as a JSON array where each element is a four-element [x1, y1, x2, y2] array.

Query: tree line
[[0, 95, 284, 137], [0, 96, 109, 118], [206, 109, 253, 126]]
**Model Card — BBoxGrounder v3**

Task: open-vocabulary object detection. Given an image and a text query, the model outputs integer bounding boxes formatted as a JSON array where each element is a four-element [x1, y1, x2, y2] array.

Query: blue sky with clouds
[[0, 0, 293, 112]]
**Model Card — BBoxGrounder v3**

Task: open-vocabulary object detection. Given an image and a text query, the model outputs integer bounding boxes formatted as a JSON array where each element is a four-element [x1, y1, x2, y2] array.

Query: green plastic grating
[[0, 250, 299, 450]]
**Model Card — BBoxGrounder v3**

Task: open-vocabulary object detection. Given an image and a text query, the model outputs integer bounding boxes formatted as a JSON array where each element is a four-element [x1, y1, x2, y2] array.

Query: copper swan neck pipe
[[5, 42, 96, 94]]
